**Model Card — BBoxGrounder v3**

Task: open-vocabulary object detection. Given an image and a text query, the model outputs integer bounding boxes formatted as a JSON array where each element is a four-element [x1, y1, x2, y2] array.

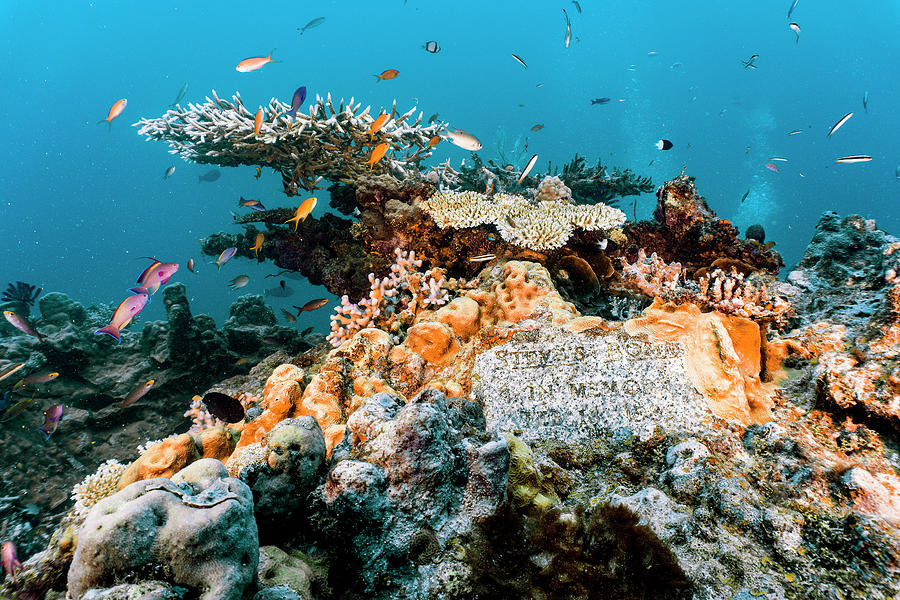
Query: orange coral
[[405, 322, 460, 366], [236, 364, 305, 451], [118, 427, 238, 489], [625, 300, 774, 425]]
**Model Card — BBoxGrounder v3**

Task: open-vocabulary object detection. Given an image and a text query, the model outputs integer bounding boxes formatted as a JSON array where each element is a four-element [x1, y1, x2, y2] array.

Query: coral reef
[[136, 90, 443, 194], [67, 459, 258, 600]]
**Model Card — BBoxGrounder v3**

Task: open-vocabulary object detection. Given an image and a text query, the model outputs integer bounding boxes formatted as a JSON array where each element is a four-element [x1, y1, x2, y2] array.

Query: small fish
[[788, 129, 803, 135], [36, 404, 63, 440], [769, 157, 789, 162], [235, 51, 277, 73], [423, 41, 440, 53], [187, 258, 196, 273], [788, 0, 799, 19], [98, 98, 127, 129], [1, 395, 34, 421], [0, 363, 25, 383], [198, 169, 221, 183], [163, 166, 176, 179], [518, 154, 538, 184], [375, 69, 399, 82], [287, 86, 307, 118], [1, 541, 22, 583], [284, 196, 318, 231], [294, 298, 329, 314], [250, 233, 264, 258], [201, 392, 245, 423], [827, 112, 853, 137], [368, 113, 390, 138], [3, 311, 44, 341], [511, 53, 527, 69], [254, 108, 264, 135], [670, 61, 683, 70], [239, 197, 266, 211], [789, 22, 801, 43], [120, 379, 154, 409], [591, 97, 611, 105], [14, 371, 59, 389], [297, 16, 326, 35], [235, 357, 250, 366], [741, 54, 759, 69], [229, 275, 250, 289], [260, 336, 281, 345], [169, 82, 189, 108], [427, 113, 440, 124], [469, 254, 496, 263], [300, 326, 314, 336], [95, 294, 149, 342], [131, 259, 179, 296], [835, 155, 872, 163], [281, 308, 297, 323], [214, 247, 238, 269], [485, 179, 494, 194], [895, 166, 900, 180], [655, 139, 674, 150], [366, 142, 390, 169], [765, 162, 780, 172], [530, 124, 544, 132], [505, 215, 517, 228], [427, 135, 440, 149], [571, 0, 582, 13], [648, 159, 654, 166], [863, 91, 869, 113], [563, 9, 572, 49], [740, 188, 750, 203], [444, 129, 482, 151]]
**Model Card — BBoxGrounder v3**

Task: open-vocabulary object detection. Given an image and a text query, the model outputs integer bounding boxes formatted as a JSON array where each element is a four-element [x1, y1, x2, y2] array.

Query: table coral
[[136, 90, 443, 194]]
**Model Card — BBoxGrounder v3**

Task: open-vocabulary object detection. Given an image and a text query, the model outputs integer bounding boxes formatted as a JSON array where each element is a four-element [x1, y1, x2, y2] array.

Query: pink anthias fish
[[764, 162, 780, 173], [130, 258, 179, 296], [36, 404, 63, 441], [95, 294, 149, 343], [1, 541, 22, 583], [235, 51, 277, 72], [3, 310, 44, 341]]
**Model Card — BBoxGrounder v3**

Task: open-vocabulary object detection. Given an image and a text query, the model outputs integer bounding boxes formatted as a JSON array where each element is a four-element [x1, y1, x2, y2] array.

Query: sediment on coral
[[136, 90, 443, 194]]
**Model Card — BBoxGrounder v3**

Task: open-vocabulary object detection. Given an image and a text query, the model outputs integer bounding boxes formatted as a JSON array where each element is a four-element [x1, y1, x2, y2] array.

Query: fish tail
[[128, 286, 150, 297], [35, 426, 51, 441], [94, 325, 122, 343], [374, 75, 382, 82]]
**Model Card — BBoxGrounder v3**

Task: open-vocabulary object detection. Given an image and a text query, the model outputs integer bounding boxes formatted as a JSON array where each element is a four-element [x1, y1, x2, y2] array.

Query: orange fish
[[254, 108, 263, 135], [187, 258, 196, 273], [251, 232, 264, 257], [427, 135, 440, 149], [283, 197, 317, 231], [236, 51, 277, 72], [375, 69, 399, 82], [255, 166, 262, 179], [368, 114, 390, 139], [366, 143, 390, 169], [98, 99, 127, 129]]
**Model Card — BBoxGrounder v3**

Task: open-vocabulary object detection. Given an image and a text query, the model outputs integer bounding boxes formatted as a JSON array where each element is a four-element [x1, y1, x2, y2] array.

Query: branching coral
[[136, 90, 444, 194], [71, 459, 126, 518], [421, 190, 625, 252], [327, 249, 454, 346], [619, 249, 685, 297], [697, 267, 791, 322]]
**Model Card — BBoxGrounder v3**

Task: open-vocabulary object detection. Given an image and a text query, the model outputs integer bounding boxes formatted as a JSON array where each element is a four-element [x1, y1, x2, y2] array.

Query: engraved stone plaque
[[472, 326, 714, 442]]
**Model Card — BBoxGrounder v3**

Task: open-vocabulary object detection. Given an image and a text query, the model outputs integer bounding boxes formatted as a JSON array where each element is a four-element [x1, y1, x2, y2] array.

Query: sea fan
[[1, 281, 42, 306]]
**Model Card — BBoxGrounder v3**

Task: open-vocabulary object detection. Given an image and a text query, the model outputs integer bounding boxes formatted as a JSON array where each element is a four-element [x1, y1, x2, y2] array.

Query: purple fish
[[36, 404, 63, 440], [95, 294, 149, 343], [3, 310, 44, 341], [214, 247, 238, 269], [287, 86, 307, 117], [1, 541, 22, 583]]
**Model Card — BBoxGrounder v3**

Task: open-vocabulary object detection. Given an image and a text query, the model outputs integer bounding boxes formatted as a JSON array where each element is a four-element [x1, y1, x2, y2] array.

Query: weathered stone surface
[[474, 326, 714, 441]]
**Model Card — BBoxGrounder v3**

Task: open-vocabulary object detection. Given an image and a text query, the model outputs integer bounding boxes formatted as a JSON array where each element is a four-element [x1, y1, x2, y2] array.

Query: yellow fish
[[283, 197, 317, 231], [254, 108, 263, 135], [368, 114, 389, 139], [366, 143, 390, 170], [250, 233, 264, 257]]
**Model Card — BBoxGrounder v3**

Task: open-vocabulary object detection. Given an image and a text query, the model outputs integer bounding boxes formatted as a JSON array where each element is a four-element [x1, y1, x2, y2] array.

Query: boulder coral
[[68, 458, 258, 600]]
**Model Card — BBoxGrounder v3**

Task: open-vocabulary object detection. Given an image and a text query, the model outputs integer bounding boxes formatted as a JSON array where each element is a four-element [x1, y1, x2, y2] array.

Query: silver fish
[[169, 82, 189, 108], [827, 112, 853, 137], [163, 166, 176, 179], [563, 9, 571, 49], [297, 16, 325, 35], [511, 53, 527, 69], [788, 0, 799, 19], [835, 155, 872, 163], [863, 90, 869, 113], [229, 275, 250, 289], [445, 129, 482, 151], [468, 254, 497, 263], [789, 22, 800, 44]]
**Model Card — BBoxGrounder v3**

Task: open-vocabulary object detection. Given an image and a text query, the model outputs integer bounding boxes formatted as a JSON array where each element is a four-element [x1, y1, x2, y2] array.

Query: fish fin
[[35, 426, 51, 441], [94, 325, 122, 343], [128, 286, 151, 298]]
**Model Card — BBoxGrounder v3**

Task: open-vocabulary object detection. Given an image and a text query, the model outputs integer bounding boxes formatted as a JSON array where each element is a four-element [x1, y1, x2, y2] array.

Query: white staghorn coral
[[71, 459, 127, 518], [135, 90, 444, 194], [421, 189, 625, 252]]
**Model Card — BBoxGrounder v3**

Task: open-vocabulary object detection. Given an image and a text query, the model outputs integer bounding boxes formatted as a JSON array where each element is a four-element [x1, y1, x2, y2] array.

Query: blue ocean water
[[2, 1, 899, 330]]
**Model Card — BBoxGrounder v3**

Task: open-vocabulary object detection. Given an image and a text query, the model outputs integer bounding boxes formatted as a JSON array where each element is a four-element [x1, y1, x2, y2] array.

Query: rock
[[118, 428, 239, 489], [660, 438, 710, 499], [80, 581, 186, 599], [38, 292, 87, 327], [68, 459, 258, 600], [256, 546, 321, 600]]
